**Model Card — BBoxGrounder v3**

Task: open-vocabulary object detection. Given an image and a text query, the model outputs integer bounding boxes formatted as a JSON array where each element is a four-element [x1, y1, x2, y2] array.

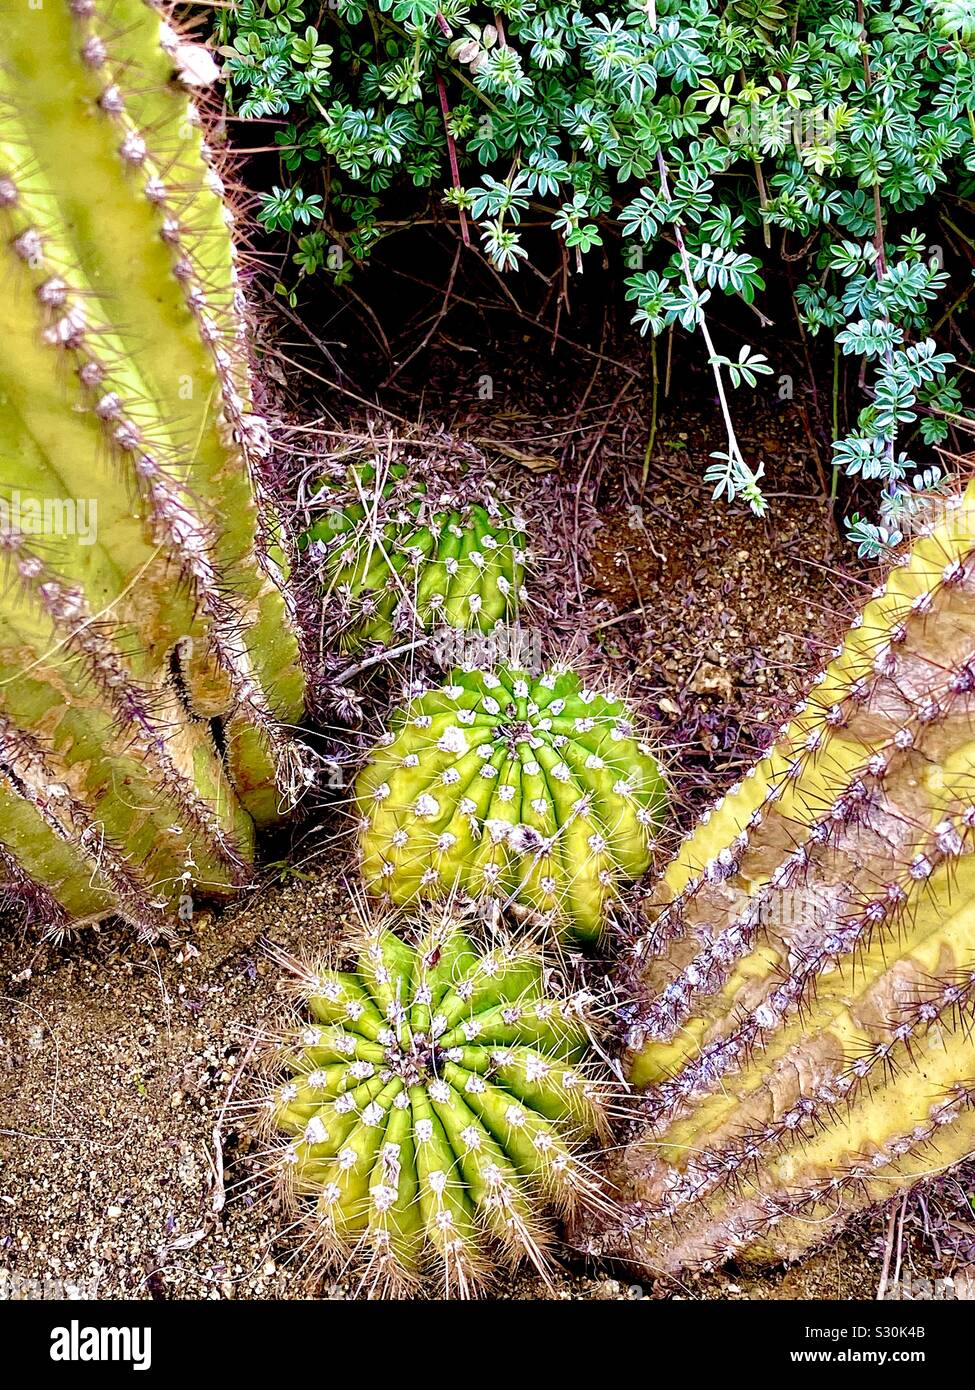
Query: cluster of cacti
[[302, 457, 529, 651], [261, 908, 611, 1296], [20, 0, 975, 1302], [0, 0, 307, 934], [578, 490, 975, 1277], [354, 663, 667, 939]]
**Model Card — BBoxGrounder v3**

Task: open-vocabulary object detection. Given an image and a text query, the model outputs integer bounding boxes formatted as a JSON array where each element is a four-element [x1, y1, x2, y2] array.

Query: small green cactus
[[355, 664, 667, 940], [302, 458, 529, 651], [262, 909, 611, 1297]]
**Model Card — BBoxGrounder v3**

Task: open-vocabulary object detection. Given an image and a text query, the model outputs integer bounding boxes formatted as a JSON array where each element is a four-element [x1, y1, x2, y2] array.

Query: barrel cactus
[[354, 664, 668, 940], [261, 909, 611, 1296], [0, 1, 307, 934], [302, 457, 529, 652], [582, 488, 975, 1277]]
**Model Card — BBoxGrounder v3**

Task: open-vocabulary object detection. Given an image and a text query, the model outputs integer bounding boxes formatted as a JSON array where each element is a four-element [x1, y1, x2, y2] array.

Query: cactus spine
[[354, 664, 667, 940], [582, 487, 975, 1276], [0, 0, 306, 934], [261, 909, 611, 1297]]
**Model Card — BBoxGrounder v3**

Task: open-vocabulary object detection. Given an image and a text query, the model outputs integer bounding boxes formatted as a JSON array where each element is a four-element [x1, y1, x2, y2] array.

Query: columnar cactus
[[0, 0, 307, 934], [261, 909, 611, 1296], [302, 457, 529, 651], [354, 664, 667, 939], [584, 489, 975, 1276]]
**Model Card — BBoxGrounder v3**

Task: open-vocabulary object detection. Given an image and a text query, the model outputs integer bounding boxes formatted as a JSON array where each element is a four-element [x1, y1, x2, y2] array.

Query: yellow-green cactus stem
[[261, 909, 611, 1297], [302, 459, 529, 651], [0, 0, 306, 932], [582, 484, 975, 1277], [355, 664, 668, 940]]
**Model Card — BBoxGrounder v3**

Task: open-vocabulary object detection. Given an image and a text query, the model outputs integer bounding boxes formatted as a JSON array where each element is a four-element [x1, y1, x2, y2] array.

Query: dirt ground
[[2, 299, 974, 1302], [4, 864, 973, 1302]]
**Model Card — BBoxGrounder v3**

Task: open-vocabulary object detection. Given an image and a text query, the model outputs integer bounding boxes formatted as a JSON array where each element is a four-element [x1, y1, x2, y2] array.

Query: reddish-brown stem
[[436, 71, 470, 248]]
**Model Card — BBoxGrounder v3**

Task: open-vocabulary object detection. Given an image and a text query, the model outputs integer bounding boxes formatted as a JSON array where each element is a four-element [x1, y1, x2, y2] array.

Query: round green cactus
[[302, 460, 529, 650], [355, 664, 668, 939], [263, 910, 610, 1297]]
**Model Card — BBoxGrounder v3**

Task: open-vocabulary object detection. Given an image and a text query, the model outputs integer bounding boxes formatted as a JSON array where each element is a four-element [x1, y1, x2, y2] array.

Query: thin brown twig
[[436, 71, 471, 249], [212, 1037, 261, 1215], [382, 244, 462, 386]]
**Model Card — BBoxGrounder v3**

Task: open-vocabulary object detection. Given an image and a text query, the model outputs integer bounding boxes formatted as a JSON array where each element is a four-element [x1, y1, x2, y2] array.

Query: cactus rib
[[0, 841, 70, 935]]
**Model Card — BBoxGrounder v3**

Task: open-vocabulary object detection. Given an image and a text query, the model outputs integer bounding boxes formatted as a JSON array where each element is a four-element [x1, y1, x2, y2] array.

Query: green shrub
[[215, 0, 975, 536]]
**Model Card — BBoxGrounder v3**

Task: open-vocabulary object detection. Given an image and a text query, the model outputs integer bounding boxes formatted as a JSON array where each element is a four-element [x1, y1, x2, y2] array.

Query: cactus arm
[[640, 854, 975, 1176], [657, 493, 975, 900], [587, 486, 975, 1275], [0, 716, 168, 928], [1, 2, 260, 577], [1, 1, 304, 715], [0, 262, 202, 665], [0, 537, 253, 902], [0, 773, 118, 924], [0, 647, 252, 910], [631, 1069, 975, 1276], [0, 0, 308, 926], [628, 504, 975, 1088]]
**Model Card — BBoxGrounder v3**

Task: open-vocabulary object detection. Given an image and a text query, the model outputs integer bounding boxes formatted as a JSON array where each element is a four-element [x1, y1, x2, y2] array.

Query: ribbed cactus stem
[[0, 532, 248, 879], [582, 485, 975, 1276], [355, 663, 667, 940], [0, 716, 166, 932], [258, 909, 613, 1297], [305, 457, 530, 651], [1, 3, 299, 772], [0, 0, 307, 930]]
